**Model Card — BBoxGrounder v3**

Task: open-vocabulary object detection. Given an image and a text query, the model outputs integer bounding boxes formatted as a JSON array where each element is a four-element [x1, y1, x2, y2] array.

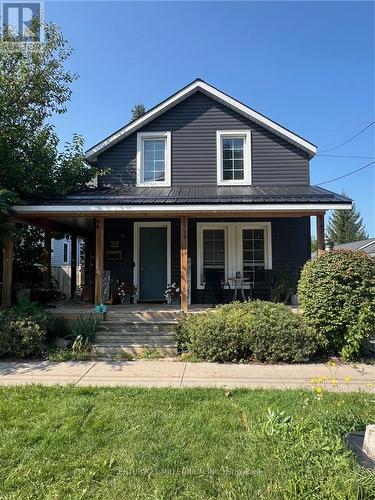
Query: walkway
[[0, 360, 373, 391]]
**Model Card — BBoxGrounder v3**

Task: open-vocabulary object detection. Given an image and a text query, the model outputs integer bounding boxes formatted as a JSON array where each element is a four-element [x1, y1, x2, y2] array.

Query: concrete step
[[95, 345, 177, 356], [104, 312, 182, 323], [98, 324, 176, 334], [95, 335, 174, 344]]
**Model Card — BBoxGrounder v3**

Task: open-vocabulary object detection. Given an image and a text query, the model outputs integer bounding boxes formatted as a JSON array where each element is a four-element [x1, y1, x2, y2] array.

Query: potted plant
[[117, 282, 137, 304], [164, 283, 180, 305]]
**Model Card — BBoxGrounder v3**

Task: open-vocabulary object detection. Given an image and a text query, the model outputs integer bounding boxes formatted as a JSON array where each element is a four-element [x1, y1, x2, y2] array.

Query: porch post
[[70, 234, 77, 299], [180, 216, 188, 312], [95, 218, 104, 304], [316, 214, 325, 254], [43, 229, 52, 289], [1, 234, 13, 308]]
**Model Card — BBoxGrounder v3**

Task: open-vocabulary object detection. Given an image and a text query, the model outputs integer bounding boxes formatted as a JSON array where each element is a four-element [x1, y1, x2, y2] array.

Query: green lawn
[[0, 387, 374, 499]]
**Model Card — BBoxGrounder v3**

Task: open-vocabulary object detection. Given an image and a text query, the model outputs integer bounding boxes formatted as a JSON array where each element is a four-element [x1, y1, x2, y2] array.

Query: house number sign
[[110, 240, 119, 248]]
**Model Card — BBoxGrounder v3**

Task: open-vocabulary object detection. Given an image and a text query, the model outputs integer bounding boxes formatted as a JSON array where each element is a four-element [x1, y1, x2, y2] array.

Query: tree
[[0, 21, 102, 198], [327, 196, 368, 244], [131, 103, 146, 120], [311, 236, 317, 253]]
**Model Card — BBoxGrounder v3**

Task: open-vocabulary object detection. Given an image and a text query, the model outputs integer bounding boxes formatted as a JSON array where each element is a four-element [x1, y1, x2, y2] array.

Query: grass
[[0, 387, 374, 499]]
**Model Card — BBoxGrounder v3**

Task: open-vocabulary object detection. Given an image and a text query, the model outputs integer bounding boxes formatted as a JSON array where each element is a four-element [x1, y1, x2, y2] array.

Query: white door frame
[[133, 221, 171, 303]]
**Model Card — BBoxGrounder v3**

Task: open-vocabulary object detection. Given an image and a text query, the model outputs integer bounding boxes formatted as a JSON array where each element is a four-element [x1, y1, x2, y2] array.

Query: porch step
[[94, 309, 178, 355], [98, 323, 176, 334], [95, 345, 177, 356]]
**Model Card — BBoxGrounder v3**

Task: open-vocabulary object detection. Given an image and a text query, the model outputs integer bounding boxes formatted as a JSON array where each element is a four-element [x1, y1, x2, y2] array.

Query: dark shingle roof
[[31, 185, 351, 206]]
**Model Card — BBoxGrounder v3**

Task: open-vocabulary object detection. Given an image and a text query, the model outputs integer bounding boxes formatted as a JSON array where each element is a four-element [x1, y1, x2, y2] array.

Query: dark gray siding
[[98, 92, 309, 187], [103, 217, 310, 304]]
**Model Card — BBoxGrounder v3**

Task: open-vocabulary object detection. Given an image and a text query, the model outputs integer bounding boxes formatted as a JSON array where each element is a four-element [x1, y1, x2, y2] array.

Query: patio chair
[[249, 269, 274, 301], [202, 269, 225, 306]]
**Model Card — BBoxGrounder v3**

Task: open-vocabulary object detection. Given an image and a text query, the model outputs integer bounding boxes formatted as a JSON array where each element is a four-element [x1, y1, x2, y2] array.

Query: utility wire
[[319, 121, 375, 152], [316, 161, 375, 185], [316, 154, 375, 159]]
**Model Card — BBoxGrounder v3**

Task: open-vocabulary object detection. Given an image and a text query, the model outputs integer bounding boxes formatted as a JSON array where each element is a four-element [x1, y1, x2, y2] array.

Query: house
[[333, 238, 375, 257], [7, 79, 352, 310], [50, 236, 84, 297]]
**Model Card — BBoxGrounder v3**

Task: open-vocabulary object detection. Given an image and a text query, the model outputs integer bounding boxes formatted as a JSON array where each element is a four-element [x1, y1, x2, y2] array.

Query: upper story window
[[216, 130, 251, 186], [136, 132, 171, 187]]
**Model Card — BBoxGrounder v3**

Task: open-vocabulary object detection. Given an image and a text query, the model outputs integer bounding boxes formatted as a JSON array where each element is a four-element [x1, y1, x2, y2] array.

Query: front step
[[93, 310, 179, 356]]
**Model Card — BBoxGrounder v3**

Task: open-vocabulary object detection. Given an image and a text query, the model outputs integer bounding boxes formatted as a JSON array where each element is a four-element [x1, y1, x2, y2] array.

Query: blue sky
[[46, 1, 374, 235]]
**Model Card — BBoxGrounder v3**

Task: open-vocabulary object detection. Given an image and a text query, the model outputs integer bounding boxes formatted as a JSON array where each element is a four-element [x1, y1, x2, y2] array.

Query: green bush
[[298, 250, 375, 359], [175, 301, 319, 363], [71, 315, 101, 344], [0, 318, 45, 358]]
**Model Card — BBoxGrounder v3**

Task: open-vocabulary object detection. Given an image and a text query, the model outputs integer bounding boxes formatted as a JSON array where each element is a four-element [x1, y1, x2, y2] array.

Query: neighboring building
[[51, 236, 83, 297], [333, 238, 375, 257], [14, 79, 352, 310]]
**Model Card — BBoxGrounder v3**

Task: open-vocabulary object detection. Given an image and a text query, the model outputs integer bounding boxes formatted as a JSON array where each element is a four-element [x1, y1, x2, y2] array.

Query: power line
[[316, 161, 375, 186], [319, 121, 375, 153], [316, 154, 375, 159]]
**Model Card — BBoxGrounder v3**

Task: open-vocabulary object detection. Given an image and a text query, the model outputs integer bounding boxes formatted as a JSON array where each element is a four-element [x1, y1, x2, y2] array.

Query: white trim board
[[86, 79, 317, 161], [133, 221, 171, 303], [15, 203, 352, 214]]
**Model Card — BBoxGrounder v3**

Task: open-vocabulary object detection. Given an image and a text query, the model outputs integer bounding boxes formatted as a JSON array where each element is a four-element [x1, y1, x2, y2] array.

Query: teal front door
[[139, 226, 168, 301]]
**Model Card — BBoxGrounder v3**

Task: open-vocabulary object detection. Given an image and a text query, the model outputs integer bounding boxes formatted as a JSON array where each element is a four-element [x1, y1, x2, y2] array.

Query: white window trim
[[196, 222, 272, 289], [133, 221, 171, 303], [216, 130, 251, 186], [136, 131, 171, 187]]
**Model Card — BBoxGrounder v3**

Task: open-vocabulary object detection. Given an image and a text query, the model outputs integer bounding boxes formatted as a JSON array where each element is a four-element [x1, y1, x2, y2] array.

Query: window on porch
[[197, 222, 271, 288]]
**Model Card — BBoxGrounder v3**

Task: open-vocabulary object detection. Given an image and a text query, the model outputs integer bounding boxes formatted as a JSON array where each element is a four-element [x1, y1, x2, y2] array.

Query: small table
[[227, 277, 253, 302]]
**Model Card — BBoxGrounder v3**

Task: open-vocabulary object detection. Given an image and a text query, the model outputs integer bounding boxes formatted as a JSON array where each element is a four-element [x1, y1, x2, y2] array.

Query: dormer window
[[216, 130, 251, 185], [137, 132, 171, 187]]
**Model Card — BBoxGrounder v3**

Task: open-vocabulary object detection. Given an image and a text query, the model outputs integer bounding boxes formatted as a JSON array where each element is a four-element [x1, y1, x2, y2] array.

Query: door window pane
[[242, 229, 265, 281], [143, 139, 165, 182], [202, 229, 225, 282]]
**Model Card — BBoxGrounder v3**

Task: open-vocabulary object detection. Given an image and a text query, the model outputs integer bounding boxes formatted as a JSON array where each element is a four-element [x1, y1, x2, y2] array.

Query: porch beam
[[316, 214, 325, 254], [1, 235, 14, 308], [95, 217, 104, 305], [15, 216, 92, 239], [180, 216, 188, 312], [43, 229, 52, 289], [70, 234, 77, 299]]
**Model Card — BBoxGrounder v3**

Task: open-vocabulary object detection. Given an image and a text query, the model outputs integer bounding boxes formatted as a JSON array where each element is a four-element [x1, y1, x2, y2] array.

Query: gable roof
[[86, 79, 317, 162], [334, 238, 375, 253]]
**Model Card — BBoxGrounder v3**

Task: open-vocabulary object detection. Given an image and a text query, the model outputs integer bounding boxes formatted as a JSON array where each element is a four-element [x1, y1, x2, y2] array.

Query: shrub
[[298, 250, 375, 359], [71, 315, 101, 344], [174, 301, 319, 363], [0, 318, 45, 358]]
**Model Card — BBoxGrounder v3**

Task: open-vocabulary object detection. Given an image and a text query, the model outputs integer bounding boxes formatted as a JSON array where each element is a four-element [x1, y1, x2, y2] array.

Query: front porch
[[2, 210, 328, 312]]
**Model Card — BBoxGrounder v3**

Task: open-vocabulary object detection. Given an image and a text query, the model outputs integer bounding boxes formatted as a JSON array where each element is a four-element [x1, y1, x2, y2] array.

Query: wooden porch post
[[1, 235, 13, 308], [317, 214, 325, 254], [70, 234, 77, 299], [95, 218, 104, 304], [43, 229, 51, 289], [180, 216, 188, 312]]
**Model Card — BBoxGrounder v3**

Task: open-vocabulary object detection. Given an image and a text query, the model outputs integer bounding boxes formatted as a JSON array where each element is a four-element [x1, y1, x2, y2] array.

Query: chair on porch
[[249, 269, 274, 301], [202, 269, 225, 306]]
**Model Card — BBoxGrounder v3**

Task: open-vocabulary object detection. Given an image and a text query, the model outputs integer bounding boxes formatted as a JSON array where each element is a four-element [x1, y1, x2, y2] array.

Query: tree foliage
[[327, 196, 368, 244], [131, 103, 146, 120], [0, 21, 102, 198]]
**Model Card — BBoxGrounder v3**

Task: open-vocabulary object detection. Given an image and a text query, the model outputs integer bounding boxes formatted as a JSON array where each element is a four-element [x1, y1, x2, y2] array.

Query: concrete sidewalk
[[0, 360, 374, 391]]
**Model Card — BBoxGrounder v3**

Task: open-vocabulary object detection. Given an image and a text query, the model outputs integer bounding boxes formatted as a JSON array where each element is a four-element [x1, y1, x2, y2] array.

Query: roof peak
[[86, 79, 317, 161]]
